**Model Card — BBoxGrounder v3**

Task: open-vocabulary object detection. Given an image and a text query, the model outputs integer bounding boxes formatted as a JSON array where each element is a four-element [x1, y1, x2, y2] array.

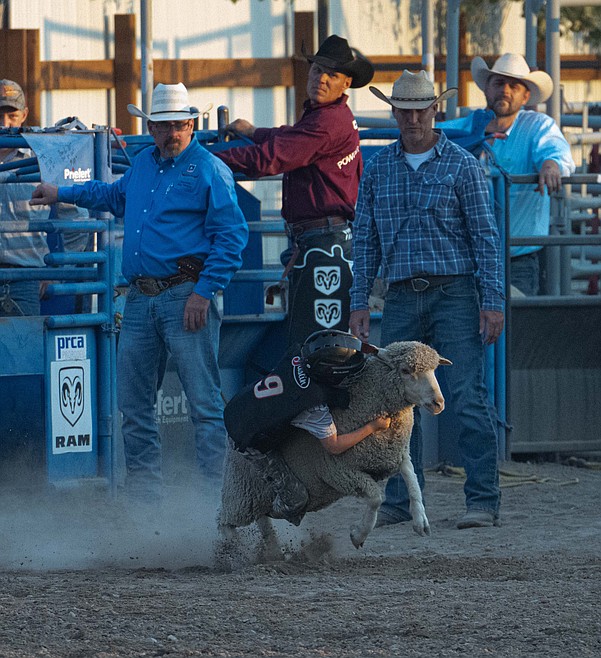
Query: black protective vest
[[224, 344, 346, 452]]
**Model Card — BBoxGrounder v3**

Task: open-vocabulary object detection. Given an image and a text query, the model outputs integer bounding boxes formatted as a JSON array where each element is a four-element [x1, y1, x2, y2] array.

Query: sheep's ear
[[439, 357, 452, 366], [373, 348, 394, 367]]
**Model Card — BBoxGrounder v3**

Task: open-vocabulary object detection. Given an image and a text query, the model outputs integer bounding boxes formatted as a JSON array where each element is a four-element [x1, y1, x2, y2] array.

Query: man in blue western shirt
[[31, 83, 249, 503]]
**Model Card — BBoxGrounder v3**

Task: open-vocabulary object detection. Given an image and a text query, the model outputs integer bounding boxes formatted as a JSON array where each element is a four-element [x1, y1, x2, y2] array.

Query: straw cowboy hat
[[127, 82, 200, 122], [303, 34, 374, 89], [471, 53, 553, 106], [369, 70, 457, 110]]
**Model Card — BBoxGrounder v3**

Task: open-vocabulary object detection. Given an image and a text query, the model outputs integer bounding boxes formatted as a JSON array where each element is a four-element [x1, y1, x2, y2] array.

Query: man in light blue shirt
[[31, 83, 249, 502], [439, 53, 575, 295]]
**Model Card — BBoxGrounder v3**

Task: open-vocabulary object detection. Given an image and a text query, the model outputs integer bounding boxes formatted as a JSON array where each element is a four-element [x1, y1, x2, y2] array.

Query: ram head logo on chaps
[[314, 299, 342, 329], [313, 266, 341, 296], [59, 366, 85, 427]]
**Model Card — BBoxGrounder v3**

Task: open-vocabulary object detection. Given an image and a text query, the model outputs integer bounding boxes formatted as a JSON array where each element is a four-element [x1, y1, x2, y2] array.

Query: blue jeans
[[379, 275, 500, 519], [117, 281, 226, 501], [0, 280, 40, 316], [510, 251, 540, 296]]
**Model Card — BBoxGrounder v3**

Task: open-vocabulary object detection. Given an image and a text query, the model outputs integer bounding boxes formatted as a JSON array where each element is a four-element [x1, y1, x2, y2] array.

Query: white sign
[[55, 334, 87, 361], [50, 360, 93, 454]]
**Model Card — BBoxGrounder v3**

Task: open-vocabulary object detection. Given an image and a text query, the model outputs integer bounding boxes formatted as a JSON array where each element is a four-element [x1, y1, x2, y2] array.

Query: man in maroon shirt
[[217, 35, 374, 346]]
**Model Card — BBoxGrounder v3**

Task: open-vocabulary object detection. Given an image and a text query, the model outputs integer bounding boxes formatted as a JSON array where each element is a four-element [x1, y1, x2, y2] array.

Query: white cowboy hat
[[127, 82, 200, 122], [369, 70, 457, 110], [471, 53, 553, 106]]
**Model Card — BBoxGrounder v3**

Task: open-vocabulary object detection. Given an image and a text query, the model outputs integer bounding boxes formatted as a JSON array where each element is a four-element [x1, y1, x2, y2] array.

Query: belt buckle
[[411, 277, 430, 292], [290, 223, 304, 238], [135, 278, 161, 296]]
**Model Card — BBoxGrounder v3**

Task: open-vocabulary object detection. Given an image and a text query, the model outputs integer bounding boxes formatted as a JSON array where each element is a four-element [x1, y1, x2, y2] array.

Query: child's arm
[[320, 416, 391, 455]]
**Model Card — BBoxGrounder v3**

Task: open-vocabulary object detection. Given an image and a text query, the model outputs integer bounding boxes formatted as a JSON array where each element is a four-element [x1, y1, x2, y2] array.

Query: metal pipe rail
[[44, 312, 111, 328], [512, 235, 601, 246], [508, 173, 601, 297], [0, 156, 38, 172], [0, 267, 97, 281], [509, 174, 601, 185], [45, 251, 107, 266], [0, 220, 107, 232]]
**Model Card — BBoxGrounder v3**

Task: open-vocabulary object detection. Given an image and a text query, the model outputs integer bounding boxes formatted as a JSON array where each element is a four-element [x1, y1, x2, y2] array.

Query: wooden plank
[[114, 14, 137, 135], [31, 55, 601, 92], [41, 61, 115, 91], [0, 30, 28, 93], [25, 29, 41, 126], [293, 11, 314, 121], [154, 58, 293, 88], [458, 13, 469, 107]]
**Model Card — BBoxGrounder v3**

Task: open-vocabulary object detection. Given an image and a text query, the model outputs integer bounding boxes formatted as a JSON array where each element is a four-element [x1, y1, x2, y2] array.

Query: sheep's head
[[373, 341, 451, 415]]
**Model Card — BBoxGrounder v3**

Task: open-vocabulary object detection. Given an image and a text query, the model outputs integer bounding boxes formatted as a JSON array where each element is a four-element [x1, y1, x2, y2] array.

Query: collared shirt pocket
[[412, 172, 456, 210]]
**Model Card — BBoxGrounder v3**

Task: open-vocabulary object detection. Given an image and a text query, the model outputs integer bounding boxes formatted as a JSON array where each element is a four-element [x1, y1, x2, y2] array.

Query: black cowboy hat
[[303, 34, 374, 89]]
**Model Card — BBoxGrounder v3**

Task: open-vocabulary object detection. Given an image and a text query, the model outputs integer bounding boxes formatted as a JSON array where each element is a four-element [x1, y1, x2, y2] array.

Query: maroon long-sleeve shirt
[[216, 95, 362, 228]]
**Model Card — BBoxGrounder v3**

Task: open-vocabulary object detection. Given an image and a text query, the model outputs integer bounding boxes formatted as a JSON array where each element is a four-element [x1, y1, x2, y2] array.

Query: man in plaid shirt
[[350, 71, 504, 530]]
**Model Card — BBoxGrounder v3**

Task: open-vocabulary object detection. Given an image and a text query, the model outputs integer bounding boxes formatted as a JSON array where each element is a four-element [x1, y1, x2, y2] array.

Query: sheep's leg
[[255, 515, 283, 561], [349, 477, 384, 549], [399, 450, 430, 537], [214, 523, 241, 572]]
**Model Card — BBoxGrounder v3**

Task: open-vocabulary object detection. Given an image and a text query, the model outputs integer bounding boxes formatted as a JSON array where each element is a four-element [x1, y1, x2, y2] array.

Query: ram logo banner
[[314, 299, 342, 329], [50, 360, 93, 454], [313, 266, 341, 296]]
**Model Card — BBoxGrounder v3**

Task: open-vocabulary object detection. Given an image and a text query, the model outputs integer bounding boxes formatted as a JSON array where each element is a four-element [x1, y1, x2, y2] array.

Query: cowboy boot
[[242, 448, 308, 525]]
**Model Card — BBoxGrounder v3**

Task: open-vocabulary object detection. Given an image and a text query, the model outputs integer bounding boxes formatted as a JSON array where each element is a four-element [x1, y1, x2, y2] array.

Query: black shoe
[[375, 507, 412, 528]]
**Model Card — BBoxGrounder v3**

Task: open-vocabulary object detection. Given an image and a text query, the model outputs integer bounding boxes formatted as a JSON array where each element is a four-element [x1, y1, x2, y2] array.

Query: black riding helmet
[[300, 329, 367, 386]]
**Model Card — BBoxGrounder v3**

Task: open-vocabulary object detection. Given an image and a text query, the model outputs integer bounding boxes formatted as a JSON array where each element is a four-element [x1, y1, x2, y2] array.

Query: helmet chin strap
[[359, 341, 379, 355]]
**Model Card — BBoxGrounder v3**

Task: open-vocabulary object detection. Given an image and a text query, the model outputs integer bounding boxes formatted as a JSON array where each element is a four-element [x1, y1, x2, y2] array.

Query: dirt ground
[[0, 457, 599, 658]]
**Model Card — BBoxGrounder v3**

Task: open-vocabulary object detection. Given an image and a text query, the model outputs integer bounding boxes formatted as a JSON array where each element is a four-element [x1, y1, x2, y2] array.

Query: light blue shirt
[[439, 110, 575, 257], [58, 139, 248, 299]]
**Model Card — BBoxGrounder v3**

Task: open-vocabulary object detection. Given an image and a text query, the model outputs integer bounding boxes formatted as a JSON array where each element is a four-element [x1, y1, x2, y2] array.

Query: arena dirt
[[0, 458, 599, 657]]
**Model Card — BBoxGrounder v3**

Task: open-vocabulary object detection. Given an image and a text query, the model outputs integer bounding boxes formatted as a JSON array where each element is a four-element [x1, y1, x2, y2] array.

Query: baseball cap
[[0, 80, 26, 111]]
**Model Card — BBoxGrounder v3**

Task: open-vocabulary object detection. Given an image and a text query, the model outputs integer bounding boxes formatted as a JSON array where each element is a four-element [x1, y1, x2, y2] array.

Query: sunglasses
[[150, 120, 192, 134]]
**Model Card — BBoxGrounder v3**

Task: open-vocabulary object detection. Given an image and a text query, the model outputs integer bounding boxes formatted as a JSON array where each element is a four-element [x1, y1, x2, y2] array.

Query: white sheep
[[218, 341, 450, 557]]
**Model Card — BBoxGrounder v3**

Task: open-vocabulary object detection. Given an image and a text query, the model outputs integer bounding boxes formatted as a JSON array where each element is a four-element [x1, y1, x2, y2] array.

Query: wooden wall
[[1, 11, 600, 133]]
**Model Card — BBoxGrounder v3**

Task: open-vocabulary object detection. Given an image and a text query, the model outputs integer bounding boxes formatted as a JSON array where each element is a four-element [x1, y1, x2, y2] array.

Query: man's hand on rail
[[537, 160, 562, 196], [225, 119, 256, 140], [30, 183, 59, 206]]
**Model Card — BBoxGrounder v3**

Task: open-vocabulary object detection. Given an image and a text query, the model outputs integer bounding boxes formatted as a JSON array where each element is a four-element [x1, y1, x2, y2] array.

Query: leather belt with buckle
[[287, 215, 348, 238], [132, 273, 193, 296], [392, 275, 462, 292]]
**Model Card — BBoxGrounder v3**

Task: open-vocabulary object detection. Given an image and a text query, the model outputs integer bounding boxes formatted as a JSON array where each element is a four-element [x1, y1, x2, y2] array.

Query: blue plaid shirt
[[350, 130, 504, 312]]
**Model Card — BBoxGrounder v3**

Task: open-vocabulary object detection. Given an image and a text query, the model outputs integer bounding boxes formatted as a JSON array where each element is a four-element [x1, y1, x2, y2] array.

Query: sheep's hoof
[[350, 524, 367, 549], [412, 516, 431, 537]]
